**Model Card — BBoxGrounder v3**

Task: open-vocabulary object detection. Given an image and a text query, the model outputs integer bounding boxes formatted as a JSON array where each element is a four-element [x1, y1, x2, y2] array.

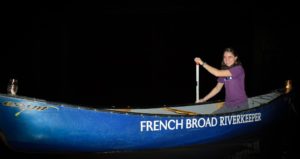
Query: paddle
[[196, 64, 199, 103]]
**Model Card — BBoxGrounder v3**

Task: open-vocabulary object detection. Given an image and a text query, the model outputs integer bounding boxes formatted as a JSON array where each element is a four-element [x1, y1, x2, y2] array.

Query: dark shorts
[[213, 100, 249, 114]]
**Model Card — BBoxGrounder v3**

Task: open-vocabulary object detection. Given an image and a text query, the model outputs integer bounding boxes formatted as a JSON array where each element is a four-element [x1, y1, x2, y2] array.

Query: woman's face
[[223, 51, 237, 67]]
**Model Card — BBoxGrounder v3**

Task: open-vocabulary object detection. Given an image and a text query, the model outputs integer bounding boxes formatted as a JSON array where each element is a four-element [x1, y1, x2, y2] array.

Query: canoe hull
[[0, 92, 290, 153]]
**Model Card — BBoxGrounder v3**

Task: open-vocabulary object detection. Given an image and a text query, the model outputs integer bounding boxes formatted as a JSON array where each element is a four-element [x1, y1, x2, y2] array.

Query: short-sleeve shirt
[[217, 65, 247, 107]]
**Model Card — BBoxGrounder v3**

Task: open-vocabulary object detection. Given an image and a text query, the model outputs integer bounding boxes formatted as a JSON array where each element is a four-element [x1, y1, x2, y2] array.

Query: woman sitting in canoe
[[194, 47, 248, 113]]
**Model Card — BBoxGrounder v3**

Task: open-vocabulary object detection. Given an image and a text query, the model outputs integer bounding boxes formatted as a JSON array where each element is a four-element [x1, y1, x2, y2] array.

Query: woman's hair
[[221, 47, 242, 70]]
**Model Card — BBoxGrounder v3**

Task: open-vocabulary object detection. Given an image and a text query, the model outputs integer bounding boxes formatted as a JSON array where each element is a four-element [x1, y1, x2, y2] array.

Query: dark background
[[1, 1, 300, 158], [1, 1, 299, 108]]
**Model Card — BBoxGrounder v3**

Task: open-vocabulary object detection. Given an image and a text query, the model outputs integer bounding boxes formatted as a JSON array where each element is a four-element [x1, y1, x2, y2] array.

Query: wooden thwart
[[163, 107, 198, 115]]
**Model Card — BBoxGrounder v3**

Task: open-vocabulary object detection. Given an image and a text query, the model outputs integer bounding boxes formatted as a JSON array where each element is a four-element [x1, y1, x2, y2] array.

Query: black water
[[0, 140, 261, 159], [0, 136, 296, 159]]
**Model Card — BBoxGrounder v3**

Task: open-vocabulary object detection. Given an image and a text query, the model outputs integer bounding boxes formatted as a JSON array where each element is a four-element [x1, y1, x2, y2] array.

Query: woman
[[194, 48, 248, 113]]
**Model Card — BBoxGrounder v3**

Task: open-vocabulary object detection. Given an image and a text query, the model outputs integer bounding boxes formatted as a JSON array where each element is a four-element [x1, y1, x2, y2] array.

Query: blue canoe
[[0, 86, 292, 153]]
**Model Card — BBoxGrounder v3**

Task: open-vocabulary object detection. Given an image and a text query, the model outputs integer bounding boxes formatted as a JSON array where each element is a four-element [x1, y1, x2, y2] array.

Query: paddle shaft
[[196, 64, 199, 101]]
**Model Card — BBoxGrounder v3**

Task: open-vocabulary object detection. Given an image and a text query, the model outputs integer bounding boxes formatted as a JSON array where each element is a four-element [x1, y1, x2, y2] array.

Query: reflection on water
[[0, 135, 297, 159]]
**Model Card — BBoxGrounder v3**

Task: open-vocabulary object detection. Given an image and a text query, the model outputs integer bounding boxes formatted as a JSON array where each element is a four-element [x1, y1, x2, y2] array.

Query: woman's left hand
[[194, 57, 203, 65]]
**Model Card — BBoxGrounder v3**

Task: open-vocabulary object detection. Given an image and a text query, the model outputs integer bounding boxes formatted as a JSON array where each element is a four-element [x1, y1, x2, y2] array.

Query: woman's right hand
[[195, 98, 206, 103]]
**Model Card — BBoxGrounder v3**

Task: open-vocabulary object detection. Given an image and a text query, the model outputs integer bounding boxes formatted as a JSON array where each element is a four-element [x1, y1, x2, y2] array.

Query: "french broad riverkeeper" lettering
[[140, 112, 261, 132]]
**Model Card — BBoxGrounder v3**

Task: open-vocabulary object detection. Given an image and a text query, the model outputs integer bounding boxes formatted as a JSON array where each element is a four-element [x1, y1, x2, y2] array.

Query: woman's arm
[[196, 82, 224, 103], [194, 57, 231, 77]]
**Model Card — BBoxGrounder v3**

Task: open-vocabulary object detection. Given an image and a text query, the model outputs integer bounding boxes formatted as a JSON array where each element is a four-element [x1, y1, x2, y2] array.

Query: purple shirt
[[217, 65, 247, 107]]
